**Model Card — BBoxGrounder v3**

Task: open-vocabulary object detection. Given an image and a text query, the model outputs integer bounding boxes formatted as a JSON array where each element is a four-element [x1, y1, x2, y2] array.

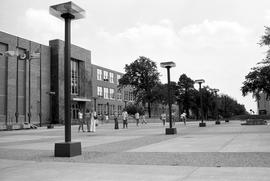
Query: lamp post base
[[165, 128, 177, 135], [199, 122, 206, 127], [215, 120, 221, 125], [54, 142, 81, 157]]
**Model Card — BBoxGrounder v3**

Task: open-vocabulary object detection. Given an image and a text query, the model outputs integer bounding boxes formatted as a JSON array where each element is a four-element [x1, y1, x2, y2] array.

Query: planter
[[215, 120, 221, 125], [47, 124, 54, 129], [199, 122, 206, 127]]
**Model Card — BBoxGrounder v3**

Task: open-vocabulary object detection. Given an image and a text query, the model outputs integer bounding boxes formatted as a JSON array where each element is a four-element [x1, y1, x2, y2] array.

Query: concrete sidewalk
[[0, 120, 269, 180], [1, 159, 270, 181]]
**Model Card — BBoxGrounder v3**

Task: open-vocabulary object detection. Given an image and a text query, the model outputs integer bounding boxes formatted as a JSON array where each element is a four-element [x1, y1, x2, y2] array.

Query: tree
[[242, 26, 270, 100], [219, 95, 247, 117], [118, 56, 160, 117], [177, 74, 195, 118], [124, 104, 145, 115]]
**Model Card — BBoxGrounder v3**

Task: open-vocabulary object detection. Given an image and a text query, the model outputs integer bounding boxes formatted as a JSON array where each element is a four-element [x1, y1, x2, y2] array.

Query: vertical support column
[[199, 83, 203, 123], [39, 44, 42, 127], [167, 67, 172, 129], [64, 16, 72, 142], [15, 37, 19, 123], [28, 42, 31, 123]]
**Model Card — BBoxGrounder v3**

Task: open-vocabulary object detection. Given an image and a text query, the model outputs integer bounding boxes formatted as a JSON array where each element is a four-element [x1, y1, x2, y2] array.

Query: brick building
[[91, 64, 134, 118], [0, 31, 51, 128], [0, 31, 133, 128]]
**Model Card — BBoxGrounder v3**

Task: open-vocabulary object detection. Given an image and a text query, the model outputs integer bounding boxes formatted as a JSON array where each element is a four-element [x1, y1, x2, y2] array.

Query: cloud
[[25, 8, 62, 33], [97, 19, 178, 51], [265, 10, 270, 20], [178, 20, 251, 50], [17, 8, 69, 44], [97, 19, 251, 56]]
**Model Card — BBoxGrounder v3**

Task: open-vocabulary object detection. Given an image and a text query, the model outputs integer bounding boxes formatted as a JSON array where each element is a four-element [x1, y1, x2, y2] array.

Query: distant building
[[0, 31, 133, 127], [91, 64, 134, 117]]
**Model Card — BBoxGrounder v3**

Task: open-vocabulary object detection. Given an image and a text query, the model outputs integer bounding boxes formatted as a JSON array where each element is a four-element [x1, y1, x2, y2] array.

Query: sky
[[1, 0, 270, 113]]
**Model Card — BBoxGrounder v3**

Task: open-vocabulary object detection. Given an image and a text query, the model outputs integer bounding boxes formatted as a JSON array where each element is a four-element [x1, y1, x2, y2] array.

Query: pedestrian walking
[[90, 110, 97, 132], [122, 110, 128, 128], [180, 112, 187, 125], [135, 112, 140, 127], [100, 113, 104, 124], [105, 114, 109, 123], [85, 109, 91, 132], [172, 111, 176, 126], [160, 112, 166, 126], [78, 110, 85, 132], [141, 114, 147, 124], [94, 111, 99, 126], [114, 111, 119, 129]]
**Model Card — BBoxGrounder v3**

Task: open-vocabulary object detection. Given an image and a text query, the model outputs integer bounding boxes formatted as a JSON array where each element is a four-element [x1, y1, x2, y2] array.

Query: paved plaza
[[0, 120, 270, 180]]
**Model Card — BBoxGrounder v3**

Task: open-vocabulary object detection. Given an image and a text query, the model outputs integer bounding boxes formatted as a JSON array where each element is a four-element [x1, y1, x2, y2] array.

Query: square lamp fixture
[[195, 79, 205, 84], [50, 1, 85, 20], [160, 61, 176, 68]]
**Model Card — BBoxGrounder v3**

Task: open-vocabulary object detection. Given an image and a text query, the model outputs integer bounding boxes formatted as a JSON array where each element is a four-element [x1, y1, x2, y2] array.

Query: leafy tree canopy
[[118, 56, 160, 117], [242, 26, 270, 100]]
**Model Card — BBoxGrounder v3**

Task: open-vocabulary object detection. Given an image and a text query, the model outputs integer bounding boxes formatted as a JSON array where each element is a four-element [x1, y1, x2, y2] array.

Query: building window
[[104, 104, 108, 114], [71, 59, 79, 95], [71, 102, 80, 120], [124, 91, 129, 101], [103, 71, 108, 81], [109, 72, 114, 83], [104, 88, 109, 99], [97, 69, 102, 80], [97, 86, 103, 97], [117, 74, 121, 85], [118, 105, 122, 115], [117, 89, 122, 101], [97, 104, 103, 115], [110, 105, 115, 115], [109, 88, 115, 99], [129, 91, 134, 101]]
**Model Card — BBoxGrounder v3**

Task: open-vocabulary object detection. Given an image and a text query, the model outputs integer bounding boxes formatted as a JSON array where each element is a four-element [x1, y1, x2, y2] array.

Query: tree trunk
[[178, 100, 181, 121], [147, 100, 151, 118]]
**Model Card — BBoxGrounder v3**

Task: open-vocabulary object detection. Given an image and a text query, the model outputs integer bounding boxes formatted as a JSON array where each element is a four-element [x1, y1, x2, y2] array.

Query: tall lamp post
[[195, 79, 206, 127], [160, 61, 177, 135], [50, 1, 85, 157], [211, 88, 220, 125]]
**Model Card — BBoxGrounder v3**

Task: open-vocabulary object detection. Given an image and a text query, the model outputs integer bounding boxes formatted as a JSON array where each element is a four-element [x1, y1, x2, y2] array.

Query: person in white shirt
[[85, 109, 91, 132], [135, 112, 140, 127], [160, 112, 166, 126], [181, 112, 187, 125], [78, 110, 85, 132], [90, 110, 97, 132], [122, 111, 128, 128]]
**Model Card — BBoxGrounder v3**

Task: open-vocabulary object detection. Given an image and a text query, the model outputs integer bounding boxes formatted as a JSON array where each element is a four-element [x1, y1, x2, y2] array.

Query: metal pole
[[107, 102, 110, 116], [199, 83, 203, 123], [167, 66, 172, 129], [39, 44, 42, 127], [28, 43, 31, 123], [62, 14, 74, 142], [50, 94, 52, 124], [16, 37, 19, 123], [215, 92, 218, 121], [94, 98, 96, 111]]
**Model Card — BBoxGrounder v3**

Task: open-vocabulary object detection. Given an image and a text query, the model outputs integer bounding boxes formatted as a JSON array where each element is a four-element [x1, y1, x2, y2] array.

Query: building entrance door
[[71, 102, 80, 124]]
